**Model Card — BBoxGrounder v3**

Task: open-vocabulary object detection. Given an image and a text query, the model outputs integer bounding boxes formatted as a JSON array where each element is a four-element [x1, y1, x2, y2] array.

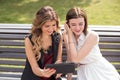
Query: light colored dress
[[72, 30, 120, 80]]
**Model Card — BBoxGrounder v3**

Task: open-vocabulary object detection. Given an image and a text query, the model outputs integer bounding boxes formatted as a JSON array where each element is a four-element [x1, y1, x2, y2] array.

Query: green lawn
[[0, 0, 120, 25]]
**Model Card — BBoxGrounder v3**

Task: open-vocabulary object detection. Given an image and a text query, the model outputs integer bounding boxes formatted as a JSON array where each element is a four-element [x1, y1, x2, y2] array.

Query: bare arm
[[25, 37, 56, 77], [54, 35, 63, 79], [56, 34, 63, 63], [63, 23, 99, 63], [68, 31, 99, 63], [62, 32, 71, 62]]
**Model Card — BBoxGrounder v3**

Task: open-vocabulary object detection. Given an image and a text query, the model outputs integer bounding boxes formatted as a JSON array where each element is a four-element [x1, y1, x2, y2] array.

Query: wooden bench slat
[[0, 67, 24, 72], [0, 60, 25, 65], [114, 64, 120, 69], [0, 29, 30, 34], [99, 44, 120, 49], [89, 26, 120, 32], [101, 51, 120, 56], [0, 24, 120, 76], [0, 60, 25, 66], [0, 73, 21, 78], [0, 53, 26, 59], [0, 40, 24, 46], [105, 56, 120, 62], [0, 34, 26, 40], [0, 23, 31, 29], [0, 48, 25, 53], [99, 37, 120, 42], [97, 32, 120, 37]]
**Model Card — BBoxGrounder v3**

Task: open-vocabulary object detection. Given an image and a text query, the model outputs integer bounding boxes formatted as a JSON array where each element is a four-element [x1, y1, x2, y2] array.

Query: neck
[[41, 34, 52, 51], [42, 34, 51, 39], [74, 34, 80, 40], [42, 35, 52, 44]]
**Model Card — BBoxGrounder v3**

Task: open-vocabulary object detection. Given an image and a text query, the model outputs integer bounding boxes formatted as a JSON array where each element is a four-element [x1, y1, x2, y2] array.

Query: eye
[[45, 25, 50, 28], [71, 23, 76, 26], [52, 24, 56, 27], [79, 22, 83, 26]]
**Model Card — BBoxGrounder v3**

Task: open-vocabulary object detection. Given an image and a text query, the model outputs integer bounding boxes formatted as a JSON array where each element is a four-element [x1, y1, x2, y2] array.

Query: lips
[[75, 30, 80, 33], [48, 31, 53, 34]]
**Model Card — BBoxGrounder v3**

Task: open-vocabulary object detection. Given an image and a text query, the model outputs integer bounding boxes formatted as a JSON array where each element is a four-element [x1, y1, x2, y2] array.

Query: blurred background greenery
[[0, 0, 120, 25]]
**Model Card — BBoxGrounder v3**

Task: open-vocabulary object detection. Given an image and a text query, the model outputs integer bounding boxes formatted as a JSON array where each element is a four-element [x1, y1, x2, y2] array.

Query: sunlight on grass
[[86, 0, 120, 25], [18, 17, 28, 22], [0, 0, 120, 25], [18, 0, 39, 6]]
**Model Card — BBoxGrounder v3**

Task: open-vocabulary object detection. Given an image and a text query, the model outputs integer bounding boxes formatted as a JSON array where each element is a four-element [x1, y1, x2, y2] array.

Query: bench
[[0, 24, 31, 79], [0, 24, 120, 79]]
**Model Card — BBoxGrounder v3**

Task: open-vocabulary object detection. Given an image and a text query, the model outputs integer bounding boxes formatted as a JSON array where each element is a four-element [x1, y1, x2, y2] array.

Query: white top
[[72, 30, 120, 80], [73, 31, 102, 64]]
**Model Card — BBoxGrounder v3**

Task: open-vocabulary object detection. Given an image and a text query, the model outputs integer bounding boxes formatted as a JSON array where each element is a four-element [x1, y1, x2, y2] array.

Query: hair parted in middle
[[66, 7, 88, 35]]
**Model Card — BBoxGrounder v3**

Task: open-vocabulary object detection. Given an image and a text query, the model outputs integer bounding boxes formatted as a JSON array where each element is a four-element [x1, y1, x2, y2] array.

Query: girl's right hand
[[40, 68, 56, 78], [64, 23, 72, 35], [64, 23, 70, 33]]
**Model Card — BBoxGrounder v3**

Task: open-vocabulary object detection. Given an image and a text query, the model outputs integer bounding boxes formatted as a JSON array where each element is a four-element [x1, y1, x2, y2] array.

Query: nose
[[53, 26, 57, 31], [76, 25, 80, 30], [48, 26, 54, 32]]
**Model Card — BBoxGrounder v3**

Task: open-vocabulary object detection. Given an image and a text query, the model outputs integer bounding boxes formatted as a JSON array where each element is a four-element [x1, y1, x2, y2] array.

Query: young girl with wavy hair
[[21, 6, 62, 80]]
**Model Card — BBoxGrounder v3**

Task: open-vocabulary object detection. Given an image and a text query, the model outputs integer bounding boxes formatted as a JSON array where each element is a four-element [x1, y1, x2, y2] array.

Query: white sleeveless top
[[73, 30, 102, 64], [72, 30, 120, 80]]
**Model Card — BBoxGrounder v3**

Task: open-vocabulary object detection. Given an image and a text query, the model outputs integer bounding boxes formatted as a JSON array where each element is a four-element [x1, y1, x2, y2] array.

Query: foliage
[[0, 0, 120, 25]]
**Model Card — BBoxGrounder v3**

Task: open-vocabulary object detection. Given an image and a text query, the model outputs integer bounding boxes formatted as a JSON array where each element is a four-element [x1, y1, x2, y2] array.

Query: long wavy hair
[[30, 6, 60, 60], [66, 7, 88, 35]]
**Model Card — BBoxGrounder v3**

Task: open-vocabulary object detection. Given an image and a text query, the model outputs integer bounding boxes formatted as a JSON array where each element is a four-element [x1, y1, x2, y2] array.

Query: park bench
[[0, 24, 120, 80]]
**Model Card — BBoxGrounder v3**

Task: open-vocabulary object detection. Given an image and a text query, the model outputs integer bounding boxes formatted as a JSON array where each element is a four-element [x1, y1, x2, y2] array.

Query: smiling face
[[69, 17, 85, 37], [31, 6, 60, 37], [41, 20, 57, 36], [66, 7, 88, 36]]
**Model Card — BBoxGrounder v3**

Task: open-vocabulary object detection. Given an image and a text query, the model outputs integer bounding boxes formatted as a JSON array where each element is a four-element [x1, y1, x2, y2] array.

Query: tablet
[[45, 63, 75, 74]]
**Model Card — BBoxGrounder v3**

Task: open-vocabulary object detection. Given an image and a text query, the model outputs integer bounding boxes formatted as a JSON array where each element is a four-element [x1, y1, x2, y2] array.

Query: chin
[[74, 32, 81, 35], [48, 33, 52, 35]]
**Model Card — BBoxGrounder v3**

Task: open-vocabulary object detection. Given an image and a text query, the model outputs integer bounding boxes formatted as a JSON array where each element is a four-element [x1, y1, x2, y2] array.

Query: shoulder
[[90, 30, 98, 37], [86, 30, 99, 42], [25, 34, 32, 40], [25, 36, 30, 43], [24, 34, 33, 45]]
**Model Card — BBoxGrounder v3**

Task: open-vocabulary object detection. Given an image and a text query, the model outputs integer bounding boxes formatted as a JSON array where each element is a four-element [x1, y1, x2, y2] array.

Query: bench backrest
[[0, 24, 120, 77]]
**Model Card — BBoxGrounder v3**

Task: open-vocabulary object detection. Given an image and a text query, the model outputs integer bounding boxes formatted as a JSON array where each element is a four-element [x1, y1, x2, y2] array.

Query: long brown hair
[[66, 7, 88, 35], [31, 6, 60, 60]]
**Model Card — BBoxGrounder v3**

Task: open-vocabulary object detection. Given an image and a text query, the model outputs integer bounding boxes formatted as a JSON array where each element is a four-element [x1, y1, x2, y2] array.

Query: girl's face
[[42, 20, 57, 36], [69, 17, 85, 36]]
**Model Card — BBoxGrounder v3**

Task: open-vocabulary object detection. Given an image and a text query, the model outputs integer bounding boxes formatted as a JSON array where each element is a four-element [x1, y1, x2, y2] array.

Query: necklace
[[43, 49, 48, 54], [41, 36, 52, 54]]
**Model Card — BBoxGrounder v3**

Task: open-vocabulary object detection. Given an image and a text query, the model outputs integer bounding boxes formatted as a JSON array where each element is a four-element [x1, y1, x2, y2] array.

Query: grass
[[0, 0, 120, 25]]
